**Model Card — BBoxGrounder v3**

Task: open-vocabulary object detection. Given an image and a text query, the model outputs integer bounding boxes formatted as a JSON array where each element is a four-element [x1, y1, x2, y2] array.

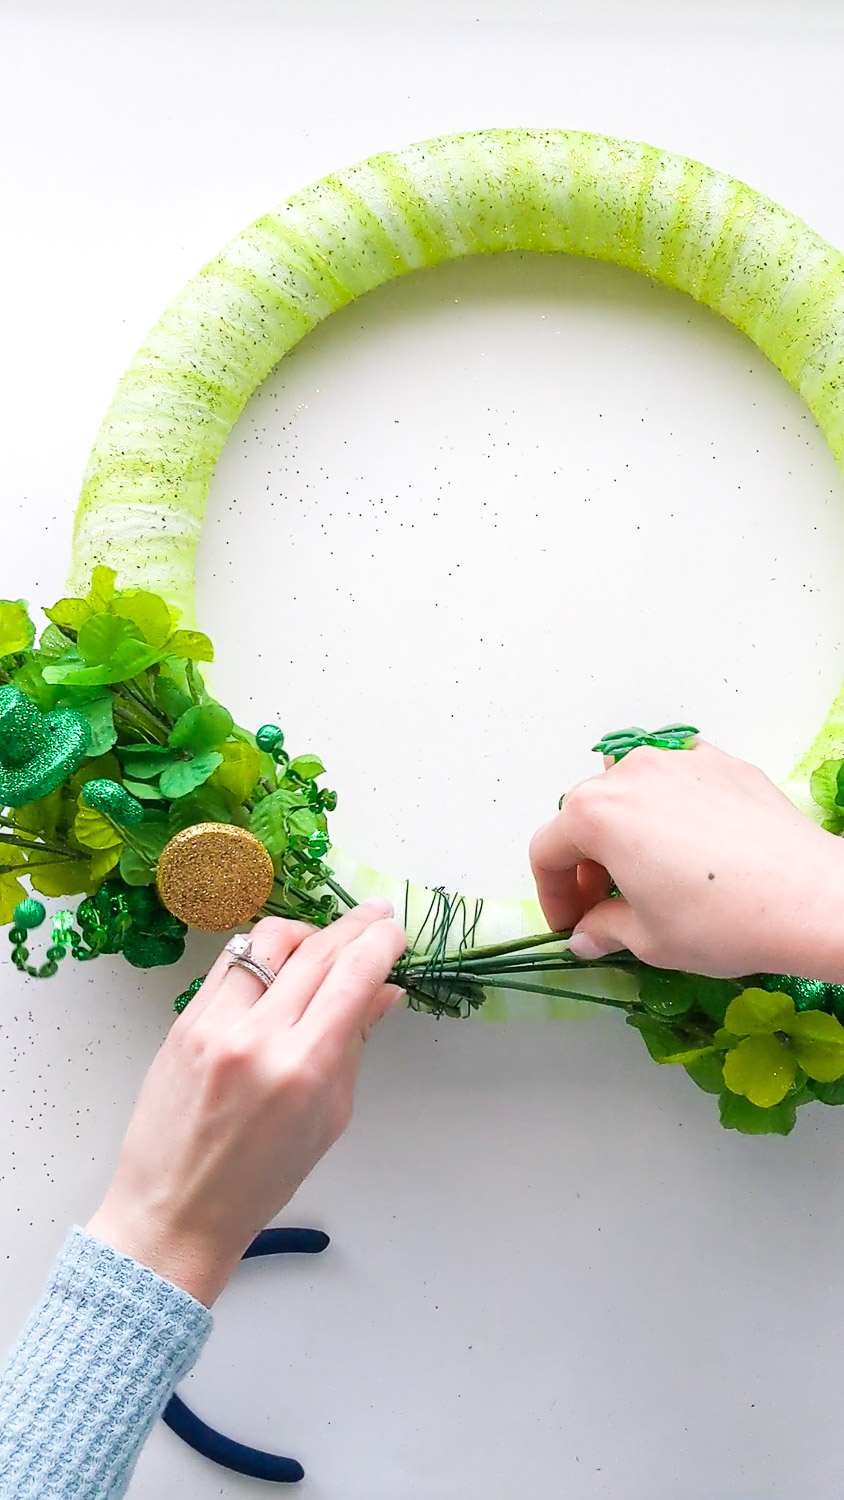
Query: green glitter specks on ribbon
[[0, 685, 91, 806]]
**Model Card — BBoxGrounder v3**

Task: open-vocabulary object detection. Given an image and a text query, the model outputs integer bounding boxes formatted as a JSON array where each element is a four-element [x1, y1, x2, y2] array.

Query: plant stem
[[456, 973, 637, 1008], [322, 872, 357, 909], [434, 955, 636, 977], [0, 831, 74, 858], [115, 684, 170, 740], [440, 929, 572, 965]]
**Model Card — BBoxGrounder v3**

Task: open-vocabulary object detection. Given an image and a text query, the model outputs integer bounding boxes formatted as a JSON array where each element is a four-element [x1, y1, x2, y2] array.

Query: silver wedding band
[[225, 935, 278, 991]]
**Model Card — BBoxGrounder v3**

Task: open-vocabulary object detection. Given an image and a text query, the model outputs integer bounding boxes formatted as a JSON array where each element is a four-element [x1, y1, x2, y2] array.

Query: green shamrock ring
[[9, 128, 844, 1134], [593, 723, 700, 763]]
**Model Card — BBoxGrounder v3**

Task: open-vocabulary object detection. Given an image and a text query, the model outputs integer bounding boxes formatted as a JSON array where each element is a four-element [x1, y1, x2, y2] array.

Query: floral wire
[[397, 885, 484, 1002]]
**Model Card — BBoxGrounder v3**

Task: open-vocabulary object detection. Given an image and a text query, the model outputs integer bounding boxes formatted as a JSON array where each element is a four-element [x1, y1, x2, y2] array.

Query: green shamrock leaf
[[27, 857, 93, 898], [722, 1033, 795, 1108], [718, 1089, 798, 1136], [111, 590, 174, 647], [289, 755, 326, 781], [808, 1076, 844, 1106], [60, 693, 116, 755], [119, 847, 156, 886], [683, 1052, 725, 1095], [122, 778, 167, 801], [118, 745, 176, 781], [43, 596, 91, 633], [73, 804, 124, 853], [164, 630, 213, 662], [288, 807, 320, 839], [127, 814, 170, 862], [153, 670, 194, 722], [43, 615, 163, 687], [167, 786, 233, 835], [724, 988, 793, 1034], [720, 987, 844, 1108], [159, 751, 224, 799], [170, 703, 233, 754]]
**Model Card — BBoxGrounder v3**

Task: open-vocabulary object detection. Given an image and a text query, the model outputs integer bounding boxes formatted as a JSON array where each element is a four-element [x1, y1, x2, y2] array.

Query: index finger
[[529, 801, 593, 934], [296, 916, 408, 1048]]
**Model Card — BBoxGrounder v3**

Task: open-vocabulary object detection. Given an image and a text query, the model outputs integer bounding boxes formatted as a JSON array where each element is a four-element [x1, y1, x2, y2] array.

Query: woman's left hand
[[87, 901, 406, 1306]]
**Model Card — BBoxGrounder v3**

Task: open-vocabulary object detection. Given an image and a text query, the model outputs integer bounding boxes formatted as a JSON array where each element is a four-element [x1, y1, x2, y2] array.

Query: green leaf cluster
[[0, 571, 338, 956], [629, 976, 844, 1136], [248, 749, 335, 925]]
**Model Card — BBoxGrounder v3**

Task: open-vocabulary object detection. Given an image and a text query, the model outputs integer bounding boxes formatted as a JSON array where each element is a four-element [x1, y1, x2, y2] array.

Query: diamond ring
[[225, 933, 278, 991]]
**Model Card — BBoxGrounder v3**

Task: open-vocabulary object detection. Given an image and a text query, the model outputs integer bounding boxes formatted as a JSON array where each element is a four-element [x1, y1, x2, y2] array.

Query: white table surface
[[3, 2, 844, 1495]]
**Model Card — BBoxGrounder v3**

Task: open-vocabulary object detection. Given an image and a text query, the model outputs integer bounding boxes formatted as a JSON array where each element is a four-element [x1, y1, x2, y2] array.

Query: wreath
[[4, 127, 844, 1138]]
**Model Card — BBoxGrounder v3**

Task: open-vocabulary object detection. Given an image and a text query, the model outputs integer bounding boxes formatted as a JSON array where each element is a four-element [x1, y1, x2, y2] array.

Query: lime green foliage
[[623, 973, 844, 1133], [0, 871, 27, 924], [0, 601, 35, 660], [41, 568, 212, 690], [720, 988, 844, 1107], [809, 758, 844, 833]]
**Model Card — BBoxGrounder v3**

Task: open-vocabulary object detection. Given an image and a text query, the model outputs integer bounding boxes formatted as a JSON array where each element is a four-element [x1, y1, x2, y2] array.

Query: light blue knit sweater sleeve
[[0, 1227, 212, 1499]]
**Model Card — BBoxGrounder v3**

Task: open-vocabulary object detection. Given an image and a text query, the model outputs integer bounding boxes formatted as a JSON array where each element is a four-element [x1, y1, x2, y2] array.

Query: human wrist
[[757, 831, 844, 984], [85, 1200, 243, 1308]]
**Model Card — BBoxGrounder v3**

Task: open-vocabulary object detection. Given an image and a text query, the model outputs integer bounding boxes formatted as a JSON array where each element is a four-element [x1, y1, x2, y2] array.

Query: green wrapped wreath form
[[6, 126, 844, 1134]]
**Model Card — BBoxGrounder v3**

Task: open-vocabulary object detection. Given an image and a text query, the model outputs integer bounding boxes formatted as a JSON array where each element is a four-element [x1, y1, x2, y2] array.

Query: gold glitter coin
[[156, 822, 275, 931]]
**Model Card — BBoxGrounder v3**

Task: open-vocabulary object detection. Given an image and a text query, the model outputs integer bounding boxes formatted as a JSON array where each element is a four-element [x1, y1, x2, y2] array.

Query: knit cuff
[[0, 1226, 212, 1499]]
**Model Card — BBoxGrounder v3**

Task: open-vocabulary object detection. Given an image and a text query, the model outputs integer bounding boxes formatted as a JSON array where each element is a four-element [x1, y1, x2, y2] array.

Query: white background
[[3, 2, 844, 1496]]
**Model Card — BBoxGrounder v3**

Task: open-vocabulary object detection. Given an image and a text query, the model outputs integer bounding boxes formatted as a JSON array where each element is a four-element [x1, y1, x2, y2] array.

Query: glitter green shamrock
[[0, 685, 91, 806], [592, 723, 699, 762], [720, 987, 844, 1108]]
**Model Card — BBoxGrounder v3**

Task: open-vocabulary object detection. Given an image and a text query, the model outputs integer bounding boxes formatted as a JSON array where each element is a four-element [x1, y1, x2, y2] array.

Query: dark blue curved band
[[161, 1226, 330, 1484]]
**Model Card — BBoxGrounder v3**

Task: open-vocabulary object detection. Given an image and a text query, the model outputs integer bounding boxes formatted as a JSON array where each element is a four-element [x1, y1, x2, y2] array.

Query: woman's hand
[[86, 901, 406, 1306], [529, 740, 844, 982]]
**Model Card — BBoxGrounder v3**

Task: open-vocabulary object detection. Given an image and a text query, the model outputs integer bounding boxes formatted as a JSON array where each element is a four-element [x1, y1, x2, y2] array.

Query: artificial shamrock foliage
[[719, 988, 844, 1107], [0, 576, 339, 985]]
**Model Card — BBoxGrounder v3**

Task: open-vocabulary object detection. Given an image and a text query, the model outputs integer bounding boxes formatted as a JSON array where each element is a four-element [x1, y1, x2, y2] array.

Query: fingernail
[[568, 931, 606, 960], [361, 896, 394, 917]]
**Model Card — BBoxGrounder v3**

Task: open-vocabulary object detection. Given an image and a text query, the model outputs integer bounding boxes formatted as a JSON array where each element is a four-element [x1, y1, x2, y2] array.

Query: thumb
[[568, 898, 646, 961]]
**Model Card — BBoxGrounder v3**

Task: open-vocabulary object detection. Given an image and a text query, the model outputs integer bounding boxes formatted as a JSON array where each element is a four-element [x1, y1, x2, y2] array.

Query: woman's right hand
[[529, 740, 844, 982], [86, 901, 407, 1306]]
